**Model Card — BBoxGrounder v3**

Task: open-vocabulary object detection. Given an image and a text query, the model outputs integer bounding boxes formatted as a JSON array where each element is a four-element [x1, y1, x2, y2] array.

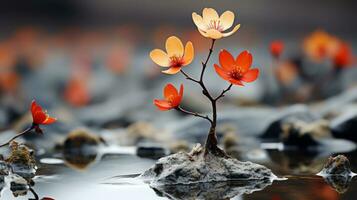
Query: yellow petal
[[150, 49, 170, 67], [165, 36, 184, 57], [220, 11, 234, 31], [192, 13, 207, 31], [182, 42, 194, 65], [203, 8, 219, 24], [222, 24, 241, 38], [206, 29, 223, 39], [198, 29, 209, 38]]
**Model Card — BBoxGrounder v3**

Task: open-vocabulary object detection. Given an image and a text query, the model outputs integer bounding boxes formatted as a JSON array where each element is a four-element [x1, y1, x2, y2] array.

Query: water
[[1, 149, 356, 200]]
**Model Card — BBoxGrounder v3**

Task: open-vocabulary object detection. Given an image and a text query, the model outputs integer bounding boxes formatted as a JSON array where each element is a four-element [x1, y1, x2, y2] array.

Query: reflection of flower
[[303, 30, 340, 61], [31, 100, 56, 125], [192, 8, 240, 39], [154, 84, 183, 111], [333, 43, 354, 68], [150, 36, 194, 74], [270, 41, 284, 59], [214, 50, 259, 86]]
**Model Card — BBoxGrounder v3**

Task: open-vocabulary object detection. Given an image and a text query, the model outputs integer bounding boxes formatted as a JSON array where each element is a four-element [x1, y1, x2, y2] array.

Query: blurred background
[[0, 1, 357, 199]]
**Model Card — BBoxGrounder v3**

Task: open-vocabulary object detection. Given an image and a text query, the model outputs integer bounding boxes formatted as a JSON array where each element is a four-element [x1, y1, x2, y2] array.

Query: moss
[[5, 141, 35, 167]]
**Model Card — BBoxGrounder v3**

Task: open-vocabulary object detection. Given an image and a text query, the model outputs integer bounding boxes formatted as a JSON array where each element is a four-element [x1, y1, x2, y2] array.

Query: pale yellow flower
[[150, 36, 194, 74], [192, 8, 241, 39]]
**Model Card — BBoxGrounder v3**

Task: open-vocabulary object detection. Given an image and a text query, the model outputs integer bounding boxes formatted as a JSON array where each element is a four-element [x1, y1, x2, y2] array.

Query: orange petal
[[171, 84, 184, 107], [153, 99, 172, 111], [43, 117, 57, 125], [162, 67, 181, 74], [164, 83, 178, 99], [214, 64, 230, 81], [150, 49, 170, 67], [241, 68, 259, 82], [182, 42, 194, 66], [236, 50, 252, 71], [31, 100, 37, 113], [33, 111, 47, 124], [165, 36, 184, 57], [229, 78, 244, 86], [219, 49, 235, 70]]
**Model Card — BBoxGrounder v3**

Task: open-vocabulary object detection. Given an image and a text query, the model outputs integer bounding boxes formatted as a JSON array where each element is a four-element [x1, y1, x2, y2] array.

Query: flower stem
[[175, 106, 212, 124], [0, 125, 34, 148]]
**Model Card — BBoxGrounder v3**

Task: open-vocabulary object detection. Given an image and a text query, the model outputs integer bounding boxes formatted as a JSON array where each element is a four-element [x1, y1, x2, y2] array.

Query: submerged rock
[[152, 179, 273, 200], [330, 111, 357, 143], [141, 144, 274, 186], [317, 155, 354, 176], [323, 174, 353, 194]]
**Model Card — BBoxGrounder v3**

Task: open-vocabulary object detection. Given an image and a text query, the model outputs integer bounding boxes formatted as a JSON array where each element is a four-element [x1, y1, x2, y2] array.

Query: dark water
[[1, 148, 356, 200]]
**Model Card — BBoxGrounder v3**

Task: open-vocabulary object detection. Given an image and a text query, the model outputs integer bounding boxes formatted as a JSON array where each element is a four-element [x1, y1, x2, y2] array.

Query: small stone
[[136, 143, 169, 159], [317, 155, 354, 176], [63, 128, 104, 150]]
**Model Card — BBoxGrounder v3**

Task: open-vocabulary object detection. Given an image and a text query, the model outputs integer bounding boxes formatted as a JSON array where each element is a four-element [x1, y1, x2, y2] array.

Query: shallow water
[[1, 149, 357, 200]]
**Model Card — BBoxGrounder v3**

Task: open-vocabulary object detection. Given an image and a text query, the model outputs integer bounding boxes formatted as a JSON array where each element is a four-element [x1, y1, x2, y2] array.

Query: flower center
[[170, 56, 184, 68], [228, 68, 244, 80], [207, 20, 224, 32]]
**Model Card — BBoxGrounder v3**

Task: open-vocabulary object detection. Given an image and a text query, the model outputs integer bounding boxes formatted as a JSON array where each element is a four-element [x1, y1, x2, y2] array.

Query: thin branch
[[215, 84, 233, 101], [0, 125, 34, 148], [198, 39, 216, 101], [180, 70, 199, 83], [175, 106, 213, 124]]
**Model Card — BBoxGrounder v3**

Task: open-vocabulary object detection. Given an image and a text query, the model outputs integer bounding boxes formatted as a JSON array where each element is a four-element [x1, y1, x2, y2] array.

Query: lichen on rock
[[141, 144, 275, 186]]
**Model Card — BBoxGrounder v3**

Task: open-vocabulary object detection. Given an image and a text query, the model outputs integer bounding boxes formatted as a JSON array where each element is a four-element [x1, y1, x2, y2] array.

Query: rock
[[136, 143, 169, 159], [280, 119, 331, 147], [317, 155, 355, 176], [261, 105, 317, 139], [151, 178, 273, 200], [6, 174, 29, 197], [322, 174, 353, 194], [140, 144, 275, 186], [331, 111, 357, 143]]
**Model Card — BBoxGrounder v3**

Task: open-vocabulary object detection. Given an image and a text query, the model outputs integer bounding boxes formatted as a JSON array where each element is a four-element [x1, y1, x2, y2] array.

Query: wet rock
[[141, 144, 275, 185], [317, 155, 354, 176], [281, 119, 330, 147], [5, 141, 37, 179], [63, 128, 105, 150], [261, 105, 317, 139], [136, 143, 169, 159], [323, 174, 353, 194], [6, 174, 29, 197], [151, 178, 273, 200], [330, 111, 357, 143]]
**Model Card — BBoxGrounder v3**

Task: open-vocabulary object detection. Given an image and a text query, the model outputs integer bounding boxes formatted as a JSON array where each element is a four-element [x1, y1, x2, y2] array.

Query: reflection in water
[[323, 175, 354, 194], [151, 179, 274, 200]]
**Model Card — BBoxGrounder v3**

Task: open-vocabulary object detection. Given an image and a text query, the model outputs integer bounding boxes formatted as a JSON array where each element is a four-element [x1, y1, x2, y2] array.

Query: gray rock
[[141, 144, 275, 186], [317, 155, 355, 176]]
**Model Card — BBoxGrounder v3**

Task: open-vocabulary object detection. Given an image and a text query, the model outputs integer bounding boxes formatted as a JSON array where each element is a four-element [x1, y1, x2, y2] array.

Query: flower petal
[[154, 99, 172, 111], [171, 84, 184, 107], [222, 24, 241, 38], [203, 8, 219, 24], [229, 78, 244, 86], [219, 49, 235, 70], [205, 29, 223, 39], [33, 111, 47, 124], [165, 36, 184, 57], [192, 13, 207, 31], [198, 29, 209, 38], [43, 117, 57, 125], [182, 42, 194, 66], [241, 68, 259, 82], [214, 64, 230, 81], [150, 49, 170, 67], [236, 50, 252, 71], [164, 83, 178, 99], [162, 67, 181, 74], [220, 11, 234, 31]]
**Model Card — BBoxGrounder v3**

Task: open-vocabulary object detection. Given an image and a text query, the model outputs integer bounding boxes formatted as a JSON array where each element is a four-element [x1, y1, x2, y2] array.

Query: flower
[[31, 100, 57, 125], [192, 8, 240, 39], [270, 40, 284, 59], [333, 42, 354, 68], [150, 36, 194, 74], [214, 50, 259, 86], [303, 30, 340, 61], [154, 84, 183, 111]]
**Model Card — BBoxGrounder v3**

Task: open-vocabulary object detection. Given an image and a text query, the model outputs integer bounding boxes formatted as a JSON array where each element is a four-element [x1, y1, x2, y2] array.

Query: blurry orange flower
[[150, 36, 194, 74], [303, 30, 340, 61], [333, 42, 354, 68], [192, 8, 240, 39], [0, 71, 19, 93], [31, 100, 56, 125], [154, 84, 183, 111], [214, 50, 259, 86], [64, 78, 90, 107], [270, 40, 284, 59]]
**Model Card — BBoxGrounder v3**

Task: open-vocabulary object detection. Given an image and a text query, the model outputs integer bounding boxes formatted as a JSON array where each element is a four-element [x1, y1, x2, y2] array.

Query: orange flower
[[192, 8, 240, 39], [270, 40, 284, 59], [333, 42, 354, 68], [303, 30, 340, 61], [150, 36, 194, 74], [154, 84, 183, 111], [214, 50, 259, 86], [31, 100, 57, 125]]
